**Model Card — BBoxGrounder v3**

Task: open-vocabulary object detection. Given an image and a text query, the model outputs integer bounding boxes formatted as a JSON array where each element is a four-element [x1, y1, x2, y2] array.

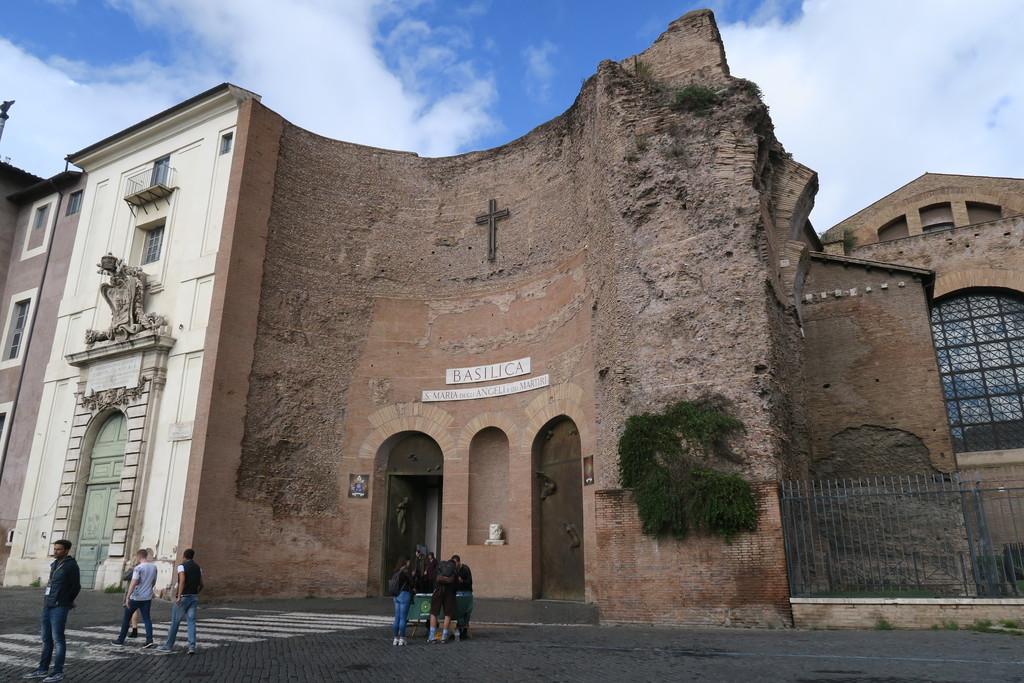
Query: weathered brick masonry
[[594, 483, 791, 626], [180, 10, 817, 624], [802, 255, 954, 476]]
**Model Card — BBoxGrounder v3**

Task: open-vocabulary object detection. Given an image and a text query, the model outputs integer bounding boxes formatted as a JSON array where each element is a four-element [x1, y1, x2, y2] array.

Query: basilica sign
[[423, 374, 549, 402], [446, 357, 531, 384]]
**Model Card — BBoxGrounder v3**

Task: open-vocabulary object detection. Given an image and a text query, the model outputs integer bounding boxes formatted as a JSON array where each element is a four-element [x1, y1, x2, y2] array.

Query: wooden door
[[78, 413, 126, 589]]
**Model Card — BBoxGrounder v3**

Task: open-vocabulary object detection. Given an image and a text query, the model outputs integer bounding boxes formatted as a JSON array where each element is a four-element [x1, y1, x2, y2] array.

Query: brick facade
[[179, 9, 816, 620], [592, 483, 791, 627], [792, 597, 1024, 630], [802, 255, 955, 476]]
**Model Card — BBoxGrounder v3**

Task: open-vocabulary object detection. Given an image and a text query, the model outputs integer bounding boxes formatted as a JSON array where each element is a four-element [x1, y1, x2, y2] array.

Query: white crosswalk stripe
[[0, 611, 389, 669]]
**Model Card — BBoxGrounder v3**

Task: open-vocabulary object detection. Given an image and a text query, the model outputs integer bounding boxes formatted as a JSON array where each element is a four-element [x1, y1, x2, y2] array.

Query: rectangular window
[[220, 132, 234, 155], [141, 225, 164, 265], [66, 191, 83, 216], [150, 155, 171, 187], [32, 205, 50, 230], [5, 300, 30, 361]]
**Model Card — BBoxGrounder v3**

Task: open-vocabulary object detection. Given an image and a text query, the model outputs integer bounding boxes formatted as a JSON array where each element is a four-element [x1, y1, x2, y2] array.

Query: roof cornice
[[67, 83, 260, 171]]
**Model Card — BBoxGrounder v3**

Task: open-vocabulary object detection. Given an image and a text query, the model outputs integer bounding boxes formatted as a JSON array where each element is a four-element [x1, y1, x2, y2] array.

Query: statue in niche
[[396, 497, 409, 536], [485, 523, 506, 546], [85, 254, 167, 346]]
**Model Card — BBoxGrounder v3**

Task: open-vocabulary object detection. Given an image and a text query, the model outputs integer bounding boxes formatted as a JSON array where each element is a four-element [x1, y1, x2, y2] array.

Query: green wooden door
[[78, 413, 126, 589]]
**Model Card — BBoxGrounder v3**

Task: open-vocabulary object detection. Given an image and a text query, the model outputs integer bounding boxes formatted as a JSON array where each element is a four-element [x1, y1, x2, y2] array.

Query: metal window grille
[[931, 291, 1024, 452], [780, 469, 1024, 598]]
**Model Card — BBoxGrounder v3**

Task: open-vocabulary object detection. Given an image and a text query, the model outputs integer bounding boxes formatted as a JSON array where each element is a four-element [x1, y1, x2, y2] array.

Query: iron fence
[[780, 468, 1024, 598]]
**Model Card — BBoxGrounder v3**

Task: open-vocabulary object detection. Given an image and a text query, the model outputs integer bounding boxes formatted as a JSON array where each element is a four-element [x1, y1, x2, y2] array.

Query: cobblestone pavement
[[2, 587, 1023, 682]]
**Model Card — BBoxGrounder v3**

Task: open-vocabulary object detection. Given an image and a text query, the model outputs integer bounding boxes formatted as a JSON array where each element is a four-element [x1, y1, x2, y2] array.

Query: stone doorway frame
[[59, 332, 175, 589]]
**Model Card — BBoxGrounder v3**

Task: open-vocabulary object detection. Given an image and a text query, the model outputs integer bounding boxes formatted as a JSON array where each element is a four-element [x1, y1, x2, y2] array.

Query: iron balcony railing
[[780, 468, 1024, 598], [124, 164, 176, 207]]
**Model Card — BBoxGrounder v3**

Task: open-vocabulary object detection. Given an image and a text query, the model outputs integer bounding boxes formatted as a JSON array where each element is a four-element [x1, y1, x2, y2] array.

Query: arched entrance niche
[[532, 415, 584, 601], [468, 427, 509, 545], [381, 431, 444, 591], [75, 411, 127, 589]]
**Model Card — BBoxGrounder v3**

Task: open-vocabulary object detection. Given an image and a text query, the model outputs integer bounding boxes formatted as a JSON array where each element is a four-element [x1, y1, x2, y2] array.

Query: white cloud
[[0, 0, 497, 175], [721, 0, 1024, 231], [523, 41, 558, 104]]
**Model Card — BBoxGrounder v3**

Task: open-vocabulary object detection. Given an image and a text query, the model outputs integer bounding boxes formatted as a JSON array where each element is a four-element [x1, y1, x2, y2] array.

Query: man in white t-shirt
[[111, 549, 158, 647]]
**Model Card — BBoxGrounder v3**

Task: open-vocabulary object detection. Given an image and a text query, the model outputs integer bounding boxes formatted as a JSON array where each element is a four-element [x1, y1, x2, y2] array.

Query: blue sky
[[1, 1, 1021, 230]]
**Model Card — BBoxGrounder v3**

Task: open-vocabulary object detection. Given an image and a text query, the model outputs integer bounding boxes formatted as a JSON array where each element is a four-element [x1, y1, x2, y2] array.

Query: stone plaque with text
[[86, 356, 142, 393]]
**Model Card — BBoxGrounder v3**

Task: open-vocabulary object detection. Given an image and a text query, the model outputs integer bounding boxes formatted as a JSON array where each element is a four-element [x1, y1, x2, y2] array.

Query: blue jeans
[[392, 591, 412, 638], [38, 605, 69, 674], [116, 599, 152, 643], [164, 595, 199, 648]]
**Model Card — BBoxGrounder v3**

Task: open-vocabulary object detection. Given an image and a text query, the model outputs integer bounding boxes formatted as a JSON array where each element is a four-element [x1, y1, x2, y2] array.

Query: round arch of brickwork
[[523, 381, 587, 444], [359, 402, 456, 462], [456, 411, 520, 454], [934, 269, 1024, 300]]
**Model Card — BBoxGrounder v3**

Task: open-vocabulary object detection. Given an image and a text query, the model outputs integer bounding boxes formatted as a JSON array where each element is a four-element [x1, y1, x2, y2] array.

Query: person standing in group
[[111, 549, 158, 647], [22, 539, 80, 682], [156, 548, 203, 655], [412, 548, 427, 593], [388, 556, 415, 646], [427, 557, 457, 644], [452, 554, 473, 641], [424, 551, 438, 590]]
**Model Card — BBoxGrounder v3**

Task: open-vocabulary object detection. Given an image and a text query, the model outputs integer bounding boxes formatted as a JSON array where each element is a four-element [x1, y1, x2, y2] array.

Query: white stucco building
[[5, 84, 258, 591]]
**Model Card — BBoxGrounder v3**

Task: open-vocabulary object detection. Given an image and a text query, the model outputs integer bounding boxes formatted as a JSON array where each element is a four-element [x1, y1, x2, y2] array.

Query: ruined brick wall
[[593, 484, 791, 627], [193, 10, 815, 604], [802, 257, 954, 476]]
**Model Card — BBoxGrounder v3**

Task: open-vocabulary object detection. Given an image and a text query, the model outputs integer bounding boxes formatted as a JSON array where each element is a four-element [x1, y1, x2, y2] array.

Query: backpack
[[388, 569, 404, 596], [436, 560, 456, 585]]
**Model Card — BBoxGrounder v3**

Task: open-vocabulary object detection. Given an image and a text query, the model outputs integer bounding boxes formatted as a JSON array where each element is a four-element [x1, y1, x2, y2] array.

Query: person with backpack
[[388, 556, 415, 646], [427, 557, 457, 643]]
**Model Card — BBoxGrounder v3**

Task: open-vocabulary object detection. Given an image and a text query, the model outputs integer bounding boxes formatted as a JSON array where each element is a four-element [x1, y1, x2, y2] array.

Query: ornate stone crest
[[80, 377, 149, 411], [85, 254, 167, 346]]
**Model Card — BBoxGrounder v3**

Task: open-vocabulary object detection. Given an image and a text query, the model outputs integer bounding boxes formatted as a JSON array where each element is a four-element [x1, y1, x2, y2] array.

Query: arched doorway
[[382, 432, 443, 591], [78, 412, 127, 589], [533, 416, 584, 601]]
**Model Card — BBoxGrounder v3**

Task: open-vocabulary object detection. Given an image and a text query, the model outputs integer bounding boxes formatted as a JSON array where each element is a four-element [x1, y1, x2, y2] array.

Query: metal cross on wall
[[475, 198, 510, 261]]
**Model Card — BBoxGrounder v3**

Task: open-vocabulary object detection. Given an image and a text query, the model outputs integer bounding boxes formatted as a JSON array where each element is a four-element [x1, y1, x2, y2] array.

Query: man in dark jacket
[[23, 539, 81, 682]]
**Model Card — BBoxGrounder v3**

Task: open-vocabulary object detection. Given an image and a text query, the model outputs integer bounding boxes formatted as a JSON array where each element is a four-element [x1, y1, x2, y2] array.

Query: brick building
[[813, 174, 1024, 474], [0, 162, 84, 582], [2, 9, 1021, 628]]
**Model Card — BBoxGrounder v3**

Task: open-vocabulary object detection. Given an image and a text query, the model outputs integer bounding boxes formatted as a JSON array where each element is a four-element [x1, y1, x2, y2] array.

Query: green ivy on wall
[[617, 400, 757, 542]]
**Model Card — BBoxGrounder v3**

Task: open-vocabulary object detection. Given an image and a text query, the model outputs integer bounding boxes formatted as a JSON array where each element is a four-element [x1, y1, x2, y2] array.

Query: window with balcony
[[124, 155, 176, 209]]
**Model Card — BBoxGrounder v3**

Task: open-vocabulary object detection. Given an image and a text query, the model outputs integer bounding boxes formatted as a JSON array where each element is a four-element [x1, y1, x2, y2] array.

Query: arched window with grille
[[931, 290, 1024, 452]]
